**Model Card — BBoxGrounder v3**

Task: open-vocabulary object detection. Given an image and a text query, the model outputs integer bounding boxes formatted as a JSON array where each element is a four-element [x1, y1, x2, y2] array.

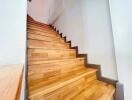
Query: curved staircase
[[27, 16, 115, 100]]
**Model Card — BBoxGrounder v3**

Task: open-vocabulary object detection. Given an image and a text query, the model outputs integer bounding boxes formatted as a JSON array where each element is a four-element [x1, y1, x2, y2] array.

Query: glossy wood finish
[[28, 48, 76, 61], [28, 33, 65, 43], [73, 81, 115, 100], [0, 64, 23, 100], [27, 16, 115, 100]]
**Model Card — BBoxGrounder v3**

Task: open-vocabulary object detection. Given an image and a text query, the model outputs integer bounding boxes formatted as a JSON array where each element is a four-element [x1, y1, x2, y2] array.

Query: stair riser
[[27, 18, 33, 21], [28, 49, 76, 61], [29, 73, 97, 100], [27, 26, 54, 33], [27, 24, 52, 30], [28, 39, 70, 49], [28, 30, 60, 38], [27, 20, 51, 26], [28, 34, 65, 43], [27, 27, 55, 33], [27, 21, 51, 28]]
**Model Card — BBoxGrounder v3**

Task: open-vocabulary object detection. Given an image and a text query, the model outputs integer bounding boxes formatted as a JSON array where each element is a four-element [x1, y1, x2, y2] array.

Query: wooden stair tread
[[28, 57, 84, 65], [28, 39, 70, 49], [28, 33, 65, 43], [28, 66, 86, 90], [28, 31, 64, 41], [27, 26, 55, 31], [28, 59, 85, 84], [27, 29, 55, 35], [27, 26, 55, 33], [27, 20, 51, 27], [28, 39, 67, 45], [27, 23, 51, 28], [0, 64, 23, 100], [28, 68, 97, 99], [28, 48, 76, 60], [28, 66, 86, 92], [73, 80, 115, 100], [27, 21, 51, 28], [28, 29, 60, 37], [28, 24, 53, 29]]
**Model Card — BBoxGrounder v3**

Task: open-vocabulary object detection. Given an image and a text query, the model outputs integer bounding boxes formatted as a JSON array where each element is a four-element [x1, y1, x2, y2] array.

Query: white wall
[[53, 0, 117, 80], [82, 0, 117, 80], [48, 0, 64, 24], [27, 0, 50, 24], [53, 0, 85, 53], [109, 0, 132, 99], [0, 0, 27, 65], [0, 0, 27, 100]]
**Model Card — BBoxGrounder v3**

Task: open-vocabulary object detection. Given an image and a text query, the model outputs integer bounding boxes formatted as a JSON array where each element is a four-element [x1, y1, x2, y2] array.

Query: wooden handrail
[[0, 64, 24, 100]]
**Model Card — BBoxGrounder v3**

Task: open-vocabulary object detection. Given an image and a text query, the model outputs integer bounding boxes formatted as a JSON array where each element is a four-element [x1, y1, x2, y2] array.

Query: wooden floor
[[0, 64, 23, 100], [27, 16, 115, 100]]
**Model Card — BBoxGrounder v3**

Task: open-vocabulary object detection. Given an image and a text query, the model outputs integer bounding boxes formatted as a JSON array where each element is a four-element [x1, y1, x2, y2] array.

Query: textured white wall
[[53, 0, 85, 53], [82, 0, 117, 80], [109, 0, 132, 99], [53, 0, 117, 80], [27, 0, 50, 24], [0, 0, 27, 65], [48, 0, 64, 24]]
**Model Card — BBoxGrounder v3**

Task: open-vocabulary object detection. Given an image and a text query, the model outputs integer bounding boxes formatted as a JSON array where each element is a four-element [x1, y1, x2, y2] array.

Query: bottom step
[[28, 68, 115, 100], [73, 80, 115, 100], [28, 68, 97, 100]]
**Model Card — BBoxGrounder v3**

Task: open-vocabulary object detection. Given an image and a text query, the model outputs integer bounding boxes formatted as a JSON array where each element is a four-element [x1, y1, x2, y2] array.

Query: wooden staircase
[[27, 16, 115, 100]]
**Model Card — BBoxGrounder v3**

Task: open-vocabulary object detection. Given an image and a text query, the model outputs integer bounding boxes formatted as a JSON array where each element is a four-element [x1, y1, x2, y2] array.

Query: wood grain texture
[[28, 39, 70, 49], [0, 64, 23, 100], [27, 15, 116, 100], [28, 48, 76, 60], [29, 68, 97, 99], [28, 33, 64, 43], [28, 29, 60, 37], [73, 81, 115, 100]]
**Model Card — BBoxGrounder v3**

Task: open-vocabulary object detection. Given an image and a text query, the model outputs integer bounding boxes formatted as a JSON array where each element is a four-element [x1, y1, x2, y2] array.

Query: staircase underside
[[27, 16, 115, 100]]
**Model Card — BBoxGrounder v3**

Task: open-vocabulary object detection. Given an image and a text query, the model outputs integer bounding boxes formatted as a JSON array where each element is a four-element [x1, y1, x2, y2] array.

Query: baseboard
[[50, 25, 126, 100], [51, 25, 118, 85], [88, 64, 118, 86], [115, 82, 124, 100]]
